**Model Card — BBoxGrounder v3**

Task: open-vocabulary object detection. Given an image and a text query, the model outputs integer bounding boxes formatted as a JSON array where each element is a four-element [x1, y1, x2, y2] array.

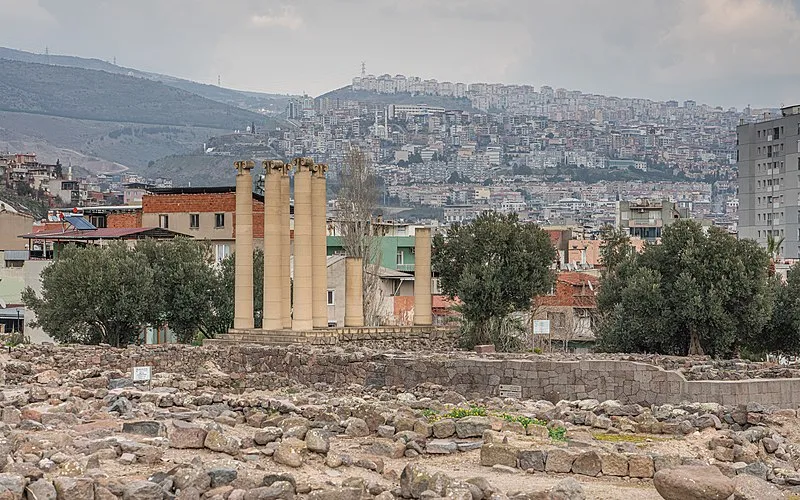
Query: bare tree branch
[[335, 146, 383, 326]]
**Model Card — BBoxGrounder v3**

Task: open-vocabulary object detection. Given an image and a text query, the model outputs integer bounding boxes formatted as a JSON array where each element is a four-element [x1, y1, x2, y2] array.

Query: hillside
[[136, 154, 243, 187], [319, 85, 475, 111], [0, 111, 226, 171], [0, 47, 293, 112], [0, 59, 275, 130]]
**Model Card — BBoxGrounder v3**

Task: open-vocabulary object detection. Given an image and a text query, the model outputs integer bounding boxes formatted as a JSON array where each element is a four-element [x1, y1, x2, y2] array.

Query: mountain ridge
[[0, 46, 294, 111]]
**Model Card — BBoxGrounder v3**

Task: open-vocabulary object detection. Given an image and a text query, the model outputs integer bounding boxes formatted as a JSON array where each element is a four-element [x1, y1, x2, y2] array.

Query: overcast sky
[[2, 0, 799, 108]]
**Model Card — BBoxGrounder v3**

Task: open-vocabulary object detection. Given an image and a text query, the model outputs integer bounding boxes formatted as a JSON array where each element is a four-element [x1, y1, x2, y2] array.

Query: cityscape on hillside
[[5, 61, 782, 243]]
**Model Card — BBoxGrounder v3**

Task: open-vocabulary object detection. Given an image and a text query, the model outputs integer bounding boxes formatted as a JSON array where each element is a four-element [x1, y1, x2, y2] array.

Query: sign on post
[[533, 320, 551, 335], [132, 366, 152, 382]]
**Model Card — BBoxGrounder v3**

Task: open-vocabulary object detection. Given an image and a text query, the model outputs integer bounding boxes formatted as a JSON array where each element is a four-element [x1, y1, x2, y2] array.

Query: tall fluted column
[[345, 256, 364, 327], [292, 157, 314, 331], [312, 163, 329, 329], [262, 160, 283, 330], [280, 167, 292, 329], [413, 227, 432, 326], [233, 160, 255, 330]]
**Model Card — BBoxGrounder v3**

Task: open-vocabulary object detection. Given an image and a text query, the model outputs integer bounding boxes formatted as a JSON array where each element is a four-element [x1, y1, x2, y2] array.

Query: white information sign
[[499, 384, 522, 399], [132, 366, 152, 382], [533, 319, 551, 335]]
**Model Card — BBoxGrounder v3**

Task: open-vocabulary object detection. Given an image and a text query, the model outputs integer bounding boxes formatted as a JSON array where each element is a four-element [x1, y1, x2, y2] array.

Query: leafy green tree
[[22, 242, 155, 346], [760, 268, 800, 355], [767, 232, 785, 276], [206, 249, 264, 336], [599, 225, 635, 273], [446, 171, 461, 184], [596, 220, 773, 357], [433, 212, 556, 349], [135, 238, 220, 343], [512, 164, 533, 176]]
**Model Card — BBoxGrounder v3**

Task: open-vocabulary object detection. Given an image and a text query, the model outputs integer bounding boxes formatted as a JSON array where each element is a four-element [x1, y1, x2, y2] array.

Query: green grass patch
[[421, 407, 567, 442], [548, 427, 567, 441], [592, 432, 671, 443]]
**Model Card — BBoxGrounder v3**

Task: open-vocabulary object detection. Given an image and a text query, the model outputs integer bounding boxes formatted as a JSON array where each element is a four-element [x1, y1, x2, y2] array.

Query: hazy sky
[[2, 0, 799, 108]]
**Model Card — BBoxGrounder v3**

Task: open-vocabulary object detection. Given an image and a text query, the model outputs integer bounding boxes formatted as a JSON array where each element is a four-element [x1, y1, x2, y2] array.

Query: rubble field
[[0, 345, 796, 499]]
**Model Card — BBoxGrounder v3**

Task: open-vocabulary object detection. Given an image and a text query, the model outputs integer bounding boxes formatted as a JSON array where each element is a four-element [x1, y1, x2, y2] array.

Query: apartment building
[[737, 105, 800, 257], [615, 199, 689, 242]]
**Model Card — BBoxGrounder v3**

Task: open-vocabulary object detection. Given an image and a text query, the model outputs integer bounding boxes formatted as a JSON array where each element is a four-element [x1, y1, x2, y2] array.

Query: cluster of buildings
[[0, 152, 173, 208], [215, 71, 759, 238]]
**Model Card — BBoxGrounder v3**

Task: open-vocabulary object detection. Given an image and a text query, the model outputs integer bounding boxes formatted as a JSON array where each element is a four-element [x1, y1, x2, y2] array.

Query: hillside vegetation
[[137, 154, 242, 186], [0, 47, 292, 112], [0, 59, 269, 130]]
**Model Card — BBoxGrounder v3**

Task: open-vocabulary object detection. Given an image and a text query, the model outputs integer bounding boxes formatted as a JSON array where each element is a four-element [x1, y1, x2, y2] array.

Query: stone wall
[[9, 344, 800, 408]]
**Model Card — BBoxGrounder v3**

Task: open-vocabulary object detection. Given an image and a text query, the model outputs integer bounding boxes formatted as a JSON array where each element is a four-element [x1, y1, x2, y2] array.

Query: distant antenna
[[113, 56, 116, 65], [218, 75, 221, 86], [45, 46, 50, 64], [361, 61, 366, 78]]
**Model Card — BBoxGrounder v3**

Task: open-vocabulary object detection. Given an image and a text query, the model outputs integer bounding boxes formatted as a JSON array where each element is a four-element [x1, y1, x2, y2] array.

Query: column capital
[[312, 163, 328, 178], [263, 159, 288, 176], [291, 156, 315, 173], [234, 160, 255, 174]]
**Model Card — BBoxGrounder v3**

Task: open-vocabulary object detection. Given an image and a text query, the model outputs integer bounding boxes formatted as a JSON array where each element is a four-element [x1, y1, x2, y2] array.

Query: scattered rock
[[170, 420, 207, 449], [571, 451, 601, 477], [455, 416, 492, 438], [305, 429, 330, 454], [732, 474, 785, 500], [480, 443, 518, 468], [122, 480, 163, 500], [122, 420, 165, 437], [273, 439, 304, 468], [204, 429, 241, 455], [654, 466, 735, 500]]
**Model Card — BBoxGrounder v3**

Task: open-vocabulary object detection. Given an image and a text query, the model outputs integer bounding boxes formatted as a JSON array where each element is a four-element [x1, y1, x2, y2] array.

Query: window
[[396, 249, 404, 265], [327, 289, 335, 305], [159, 214, 169, 229], [215, 213, 225, 228], [189, 214, 200, 229], [214, 244, 231, 263]]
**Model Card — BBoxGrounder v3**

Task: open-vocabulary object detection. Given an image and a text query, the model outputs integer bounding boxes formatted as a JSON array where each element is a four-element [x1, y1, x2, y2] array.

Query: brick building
[[141, 187, 292, 263], [534, 271, 599, 348]]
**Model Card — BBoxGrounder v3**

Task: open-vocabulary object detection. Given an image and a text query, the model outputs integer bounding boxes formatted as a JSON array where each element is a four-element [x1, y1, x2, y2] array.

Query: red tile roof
[[557, 272, 599, 287]]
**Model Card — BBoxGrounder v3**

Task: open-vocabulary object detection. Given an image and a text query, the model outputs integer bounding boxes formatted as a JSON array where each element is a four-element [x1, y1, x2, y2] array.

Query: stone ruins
[[0, 340, 796, 499]]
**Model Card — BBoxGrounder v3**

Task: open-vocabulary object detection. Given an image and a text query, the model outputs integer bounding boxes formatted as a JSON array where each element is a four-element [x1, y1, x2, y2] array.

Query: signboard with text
[[132, 366, 152, 382], [533, 320, 551, 335]]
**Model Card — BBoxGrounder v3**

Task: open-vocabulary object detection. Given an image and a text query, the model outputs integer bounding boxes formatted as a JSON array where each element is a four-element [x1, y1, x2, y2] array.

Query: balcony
[[397, 263, 415, 272]]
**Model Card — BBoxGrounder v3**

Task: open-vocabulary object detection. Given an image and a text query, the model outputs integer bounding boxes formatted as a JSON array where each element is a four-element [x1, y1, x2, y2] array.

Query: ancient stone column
[[345, 257, 364, 327], [312, 163, 329, 329], [292, 157, 314, 331], [262, 160, 283, 330], [233, 160, 255, 330], [414, 227, 432, 326], [280, 167, 292, 329]]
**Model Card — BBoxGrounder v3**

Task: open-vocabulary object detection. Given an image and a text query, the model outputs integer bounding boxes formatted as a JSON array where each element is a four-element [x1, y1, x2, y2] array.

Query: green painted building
[[327, 235, 417, 272]]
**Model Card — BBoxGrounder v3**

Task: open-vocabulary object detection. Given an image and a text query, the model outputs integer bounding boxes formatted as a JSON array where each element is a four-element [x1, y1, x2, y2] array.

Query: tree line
[[22, 239, 264, 346], [596, 221, 797, 358], [23, 214, 800, 358]]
